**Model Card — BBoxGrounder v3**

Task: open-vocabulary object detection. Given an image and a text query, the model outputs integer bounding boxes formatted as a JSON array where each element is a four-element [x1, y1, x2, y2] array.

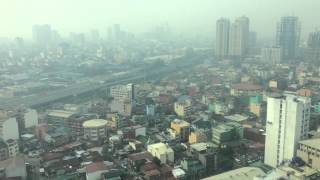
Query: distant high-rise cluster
[[107, 24, 125, 42], [32, 24, 52, 46], [305, 31, 320, 64], [276, 16, 301, 60], [215, 16, 250, 59], [32, 24, 60, 46]]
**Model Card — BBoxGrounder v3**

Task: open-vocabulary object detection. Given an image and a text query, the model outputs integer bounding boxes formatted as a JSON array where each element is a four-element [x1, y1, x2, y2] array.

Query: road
[[0, 59, 197, 109]]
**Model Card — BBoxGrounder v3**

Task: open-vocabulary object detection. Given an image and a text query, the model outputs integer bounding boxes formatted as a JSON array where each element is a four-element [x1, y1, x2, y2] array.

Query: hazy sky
[[1, 0, 320, 39]]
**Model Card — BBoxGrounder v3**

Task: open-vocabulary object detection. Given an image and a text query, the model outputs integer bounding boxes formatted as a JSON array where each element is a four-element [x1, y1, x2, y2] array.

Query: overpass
[[0, 58, 200, 109]]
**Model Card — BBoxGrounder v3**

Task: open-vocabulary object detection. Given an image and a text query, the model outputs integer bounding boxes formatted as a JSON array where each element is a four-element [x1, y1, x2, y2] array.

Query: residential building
[[67, 114, 97, 137], [250, 104, 262, 117], [181, 158, 205, 179], [174, 97, 192, 117], [24, 109, 39, 128], [261, 47, 282, 64], [146, 98, 156, 116], [189, 143, 218, 175], [216, 18, 230, 58], [110, 83, 135, 102], [5, 139, 19, 158], [212, 122, 244, 144], [85, 162, 109, 180], [230, 83, 262, 96], [128, 151, 153, 170], [122, 125, 146, 139], [170, 119, 190, 142], [0, 141, 8, 161], [228, 16, 250, 57], [258, 164, 320, 180], [46, 110, 75, 128], [249, 95, 263, 117], [101, 169, 123, 180], [110, 99, 132, 117], [297, 138, 320, 169], [0, 155, 27, 179], [147, 143, 174, 164], [14, 108, 39, 131], [264, 93, 311, 167], [108, 113, 124, 129], [83, 119, 108, 141], [189, 130, 207, 144], [208, 101, 230, 115], [0, 114, 19, 141], [109, 83, 135, 116], [269, 80, 279, 89], [297, 88, 312, 97], [172, 168, 186, 179]]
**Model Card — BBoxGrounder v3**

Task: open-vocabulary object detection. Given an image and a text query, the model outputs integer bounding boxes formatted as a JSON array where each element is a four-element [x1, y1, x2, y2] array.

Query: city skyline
[[1, 1, 320, 179], [1, 0, 320, 39]]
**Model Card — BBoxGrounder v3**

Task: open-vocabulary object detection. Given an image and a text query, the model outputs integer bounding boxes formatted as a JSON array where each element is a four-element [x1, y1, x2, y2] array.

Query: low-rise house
[[212, 122, 244, 145], [147, 143, 174, 164], [297, 138, 320, 169], [85, 162, 109, 180], [0, 155, 27, 179], [6, 139, 19, 158], [0, 140, 8, 161], [181, 158, 205, 179]]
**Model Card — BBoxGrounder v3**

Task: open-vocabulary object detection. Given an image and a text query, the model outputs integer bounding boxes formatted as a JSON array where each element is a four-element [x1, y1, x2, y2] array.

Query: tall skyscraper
[[32, 24, 52, 46], [113, 24, 121, 41], [248, 31, 257, 48], [107, 27, 113, 41], [305, 31, 320, 64], [90, 29, 100, 42], [69, 32, 85, 46], [264, 93, 310, 167], [216, 18, 230, 58], [228, 16, 250, 57], [276, 16, 301, 60]]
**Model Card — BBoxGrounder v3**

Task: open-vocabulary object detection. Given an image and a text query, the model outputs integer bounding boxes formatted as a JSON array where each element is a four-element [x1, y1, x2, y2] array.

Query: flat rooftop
[[299, 138, 320, 149], [201, 167, 265, 180]]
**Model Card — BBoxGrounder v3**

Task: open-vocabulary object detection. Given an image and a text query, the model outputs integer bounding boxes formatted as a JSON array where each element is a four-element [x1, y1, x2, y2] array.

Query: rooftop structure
[[201, 167, 265, 180], [147, 143, 174, 164], [83, 119, 108, 128], [47, 110, 75, 119]]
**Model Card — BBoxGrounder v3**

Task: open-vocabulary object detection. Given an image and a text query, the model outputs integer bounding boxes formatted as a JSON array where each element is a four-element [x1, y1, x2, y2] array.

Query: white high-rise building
[[24, 109, 38, 128], [228, 16, 250, 57], [110, 83, 135, 116], [264, 93, 311, 167], [0, 116, 19, 141], [261, 47, 282, 65], [110, 83, 135, 102], [216, 18, 230, 58]]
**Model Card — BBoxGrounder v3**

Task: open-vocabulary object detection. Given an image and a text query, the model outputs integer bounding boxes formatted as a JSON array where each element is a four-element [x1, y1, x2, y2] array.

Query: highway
[[0, 59, 198, 109]]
